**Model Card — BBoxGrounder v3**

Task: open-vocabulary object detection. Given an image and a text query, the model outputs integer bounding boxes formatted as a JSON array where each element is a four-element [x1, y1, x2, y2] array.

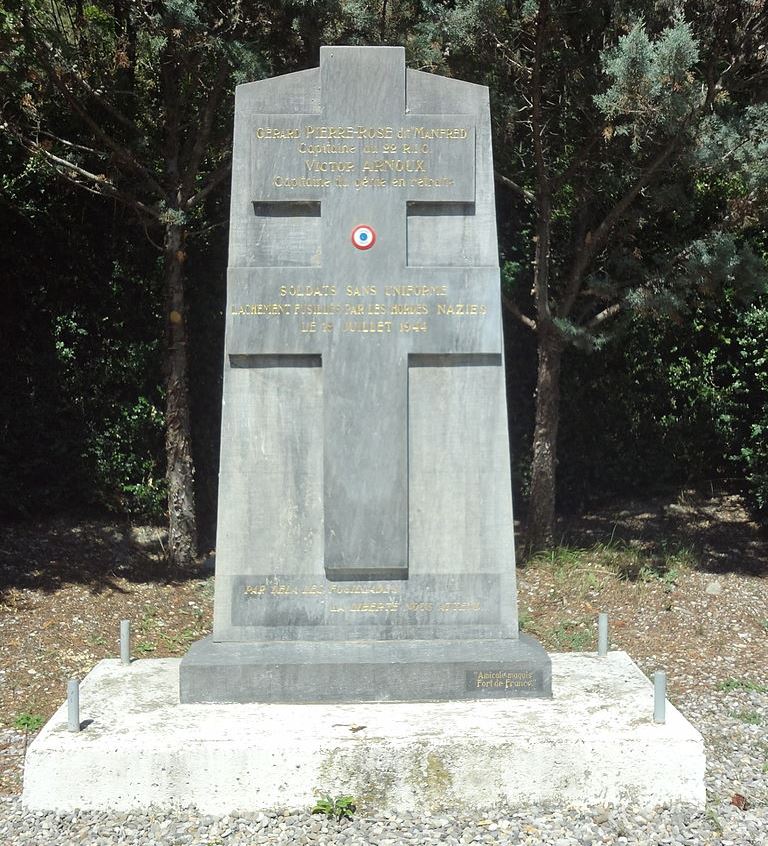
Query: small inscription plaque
[[227, 272, 496, 351], [231, 573, 500, 628], [250, 118, 475, 200], [467, 670, 538, 694]]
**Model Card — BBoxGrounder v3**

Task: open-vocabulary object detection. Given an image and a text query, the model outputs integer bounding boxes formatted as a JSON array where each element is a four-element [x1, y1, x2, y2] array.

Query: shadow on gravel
[[552, 491, 768, 577], [0, 517, 206, 600]]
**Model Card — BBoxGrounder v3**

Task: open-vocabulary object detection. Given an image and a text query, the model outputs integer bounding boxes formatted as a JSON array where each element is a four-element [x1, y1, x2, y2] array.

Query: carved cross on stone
[[227, 47, 500, 580]]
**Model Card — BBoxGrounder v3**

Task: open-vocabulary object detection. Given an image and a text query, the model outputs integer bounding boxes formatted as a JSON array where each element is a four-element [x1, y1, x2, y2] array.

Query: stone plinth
[[180, 634, 550, 703], [24, 652, 705, 814]]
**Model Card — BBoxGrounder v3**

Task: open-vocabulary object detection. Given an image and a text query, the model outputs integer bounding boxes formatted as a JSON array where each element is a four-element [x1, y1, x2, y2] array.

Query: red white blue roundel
[[351, 224, 377, 250]]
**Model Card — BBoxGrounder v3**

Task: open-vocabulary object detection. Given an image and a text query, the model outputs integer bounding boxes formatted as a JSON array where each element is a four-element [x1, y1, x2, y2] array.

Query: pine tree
[[431, 0, 768, 550]]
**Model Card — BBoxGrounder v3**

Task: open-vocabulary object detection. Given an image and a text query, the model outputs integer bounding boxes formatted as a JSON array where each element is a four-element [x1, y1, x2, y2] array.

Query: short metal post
[[67, 679, 80, 732], [653, 671, 666, 723], [597, 612, 609, 656], [120, 619, 131, 666]]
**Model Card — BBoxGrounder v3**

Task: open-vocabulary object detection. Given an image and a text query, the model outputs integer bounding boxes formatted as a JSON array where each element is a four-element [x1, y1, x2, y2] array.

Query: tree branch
[[188, 217, 229, 237], [502, 292, 537, 332], [11, 130, 160, 219], [551, 129, 603, 192], [160, 46, 182, 192], [585, 302, 621, 331], [531, 0, 550, 191], [21, 14, 165, 198], [140, 215, 165, 252], [66, 72, 142, 135], [55, 80, 166, 197], [558, 134, 680, 319], [38, 130, 100, 156], [494, 171, 535, 203], [186, 155, 232, 209], [180, 58, 230, 202]]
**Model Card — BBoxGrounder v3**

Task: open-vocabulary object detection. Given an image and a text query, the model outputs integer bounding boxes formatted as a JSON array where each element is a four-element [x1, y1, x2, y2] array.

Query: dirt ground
[[0, 489, 766, 796]]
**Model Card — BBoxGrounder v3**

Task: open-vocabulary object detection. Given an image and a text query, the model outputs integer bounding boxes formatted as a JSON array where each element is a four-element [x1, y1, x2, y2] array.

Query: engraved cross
[[228, 47, 497, 580]]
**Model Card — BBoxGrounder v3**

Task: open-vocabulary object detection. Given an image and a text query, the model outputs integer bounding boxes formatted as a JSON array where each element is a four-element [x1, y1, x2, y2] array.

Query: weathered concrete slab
[[24, 653, 705, 814]]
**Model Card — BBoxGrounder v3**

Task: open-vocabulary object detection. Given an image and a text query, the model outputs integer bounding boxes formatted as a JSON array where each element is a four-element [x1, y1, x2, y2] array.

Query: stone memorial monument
[[180, 45, 551, 702], [23, 47, 706, 818]]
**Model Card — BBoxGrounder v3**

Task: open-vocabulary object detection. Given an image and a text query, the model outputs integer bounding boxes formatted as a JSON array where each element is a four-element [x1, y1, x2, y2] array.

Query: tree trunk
[[526, 327, 563, 554], [163, 222, 197, 566]]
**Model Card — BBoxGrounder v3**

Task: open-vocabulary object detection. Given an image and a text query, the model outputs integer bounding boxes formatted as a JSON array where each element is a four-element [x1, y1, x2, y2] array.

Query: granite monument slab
[[180, 45, 551, 702]]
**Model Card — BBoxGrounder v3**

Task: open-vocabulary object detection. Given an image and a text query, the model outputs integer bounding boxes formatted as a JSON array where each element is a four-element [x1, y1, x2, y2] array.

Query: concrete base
[[23, 652, 706, 814], [179, 634, 552, 702]]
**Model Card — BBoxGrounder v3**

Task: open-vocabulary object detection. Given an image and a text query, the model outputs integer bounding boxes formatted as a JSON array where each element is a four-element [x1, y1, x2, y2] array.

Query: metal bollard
[[120, 619, 131, 666], [67, 678, 80, 732], [597, 612, 609, 656], [653, 671, 667, 723]]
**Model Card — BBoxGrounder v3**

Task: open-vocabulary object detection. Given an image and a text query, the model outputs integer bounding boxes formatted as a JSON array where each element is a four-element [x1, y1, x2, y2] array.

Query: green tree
[[437, 0, 768, 549], [1, 1, 284, 563]]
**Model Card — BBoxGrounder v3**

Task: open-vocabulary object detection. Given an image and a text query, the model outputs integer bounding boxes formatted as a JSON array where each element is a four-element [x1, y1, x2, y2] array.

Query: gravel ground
[[0, 685, 765, 845], [1, 496, 766, 844]]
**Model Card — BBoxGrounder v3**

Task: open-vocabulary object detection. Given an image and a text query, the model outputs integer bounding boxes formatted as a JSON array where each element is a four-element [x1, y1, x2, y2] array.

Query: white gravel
[[1, 687, 766, 845]]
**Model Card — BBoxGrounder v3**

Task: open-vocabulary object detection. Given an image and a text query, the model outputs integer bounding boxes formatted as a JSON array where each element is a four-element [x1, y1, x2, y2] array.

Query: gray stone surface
[[181, 634, 550, 703], [24, 655, 706, 813], [180, 45, 550, 701]]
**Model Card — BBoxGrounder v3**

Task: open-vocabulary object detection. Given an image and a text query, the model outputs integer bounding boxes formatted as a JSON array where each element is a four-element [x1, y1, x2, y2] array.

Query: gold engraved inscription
[[475, 671, 535, 690], [243, 582, 401, 599], [254, 124, 470, 192], [362, 159, 426, 173], [439, 601, 481, 613], [329, 584, 398, 595], [230, 279, 487, 339], [280, 285, 337, 296], [342, 321, 393, 333], [271, 584, 298, 595], [272, 176, 331, 189], [328, 601, 401, 614], [349, 602, 400, 612], [436, 304, 488, 316], [253, 125, 469, 141], [384, 285, 447, 297], [407, 602, 434, 612], [232, 304, 292, 316]]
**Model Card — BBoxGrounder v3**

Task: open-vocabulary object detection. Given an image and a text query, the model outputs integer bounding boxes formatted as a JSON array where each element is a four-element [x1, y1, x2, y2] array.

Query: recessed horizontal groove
[[229, 354, 322, 369], [409, 353, 501, 367], [252, 201, 321, 217], [406, 202, 475, 217]]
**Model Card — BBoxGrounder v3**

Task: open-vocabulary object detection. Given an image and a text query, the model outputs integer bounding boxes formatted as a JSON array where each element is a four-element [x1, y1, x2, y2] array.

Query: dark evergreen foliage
[[1, 0, 766, 542]]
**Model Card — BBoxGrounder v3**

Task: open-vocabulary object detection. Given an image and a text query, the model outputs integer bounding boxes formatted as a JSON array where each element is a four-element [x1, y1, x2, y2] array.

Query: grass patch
[[526, 541, 695, 588], [717, 678, 768, 694], [159, 627, 199, 653], [517, 609, 533, 632], [312, 795, 357, 822], [729, 710, 763, 725], [706, 808, 723, 833], [550, 619, 593, 651], [13, 712, 44, 733]]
